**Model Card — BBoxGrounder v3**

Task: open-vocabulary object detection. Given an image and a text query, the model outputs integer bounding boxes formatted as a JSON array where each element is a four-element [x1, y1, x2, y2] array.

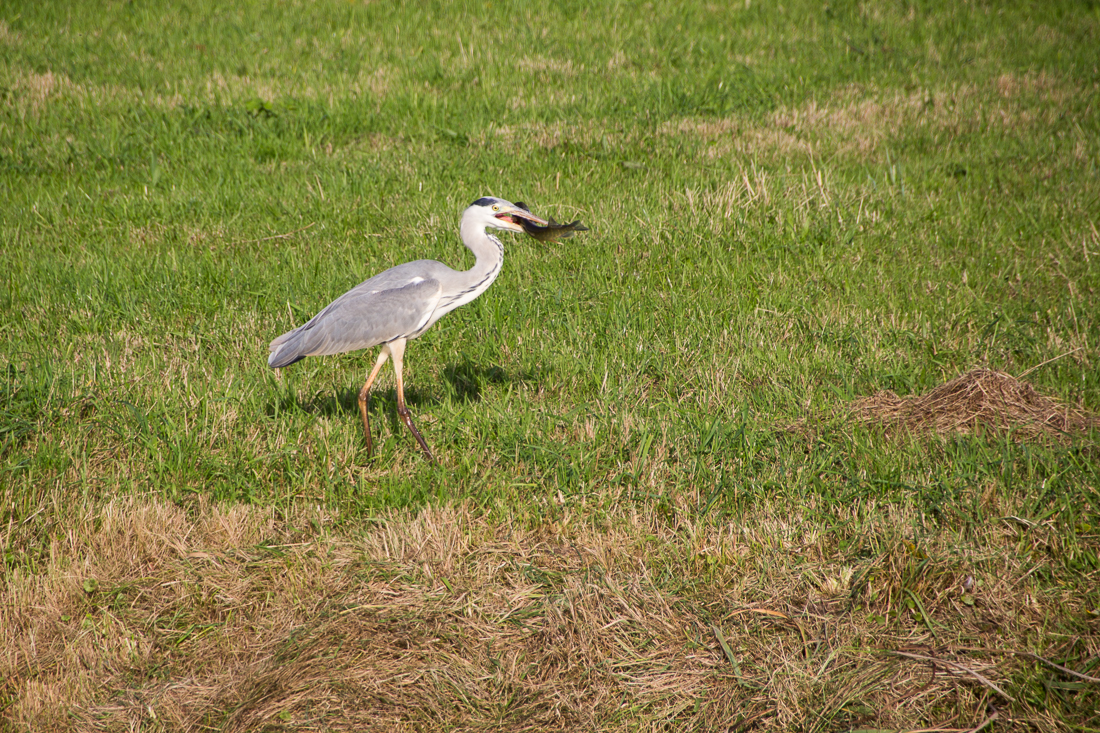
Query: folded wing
[[268, 277, 444, 368]]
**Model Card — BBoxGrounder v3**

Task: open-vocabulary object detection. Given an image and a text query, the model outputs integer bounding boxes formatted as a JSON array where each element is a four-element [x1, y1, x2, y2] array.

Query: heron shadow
[[441, 359, 546, 403], [265, 359, 546, 423], [267, 385, 434, 424]]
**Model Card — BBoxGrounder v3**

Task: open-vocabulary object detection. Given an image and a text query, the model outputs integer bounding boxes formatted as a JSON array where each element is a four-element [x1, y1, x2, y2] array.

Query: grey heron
[[267, 197, 548, 461]]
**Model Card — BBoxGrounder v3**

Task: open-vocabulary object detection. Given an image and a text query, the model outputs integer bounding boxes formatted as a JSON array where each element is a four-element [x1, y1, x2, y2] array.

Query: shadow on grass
[[441, 359, 551, 402], [441, 360, 510, 403], [269, 387, 433, 437], [264, 359, 547, 423]]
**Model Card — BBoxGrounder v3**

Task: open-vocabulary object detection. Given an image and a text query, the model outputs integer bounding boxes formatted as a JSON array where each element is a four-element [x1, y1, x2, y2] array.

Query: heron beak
[[495, 206, 548, 232]]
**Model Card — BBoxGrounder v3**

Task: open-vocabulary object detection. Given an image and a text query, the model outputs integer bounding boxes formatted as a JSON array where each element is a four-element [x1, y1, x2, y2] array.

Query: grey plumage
[[267, 197, 549, 461], [268, 265, 446, 367]]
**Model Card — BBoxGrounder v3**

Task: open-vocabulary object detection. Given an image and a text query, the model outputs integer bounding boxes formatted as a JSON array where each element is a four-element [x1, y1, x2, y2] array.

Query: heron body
[[268, 197, 548, 460]]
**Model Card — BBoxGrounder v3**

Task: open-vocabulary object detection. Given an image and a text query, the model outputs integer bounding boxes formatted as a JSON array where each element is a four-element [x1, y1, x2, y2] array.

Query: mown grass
[[2, 0, 1099, 730]]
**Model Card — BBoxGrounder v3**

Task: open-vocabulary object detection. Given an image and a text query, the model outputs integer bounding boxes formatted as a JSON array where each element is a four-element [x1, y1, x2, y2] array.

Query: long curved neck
[[438, 218, 505, 312]]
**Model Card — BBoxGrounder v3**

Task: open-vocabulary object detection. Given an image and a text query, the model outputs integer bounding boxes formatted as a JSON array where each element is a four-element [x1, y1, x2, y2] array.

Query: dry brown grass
[[851, 368, 1100, 442], [3, 70, 189, 118], [0, 19, 18, 45], [4, 495, 1097, 731], [2, 64, 392, 122], [664, 72, 1082, 162], [515, 55, 581, 77]]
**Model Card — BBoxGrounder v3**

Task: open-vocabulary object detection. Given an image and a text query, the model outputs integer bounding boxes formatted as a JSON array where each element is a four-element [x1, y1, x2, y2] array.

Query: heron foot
[[397, 405, 435, 462]]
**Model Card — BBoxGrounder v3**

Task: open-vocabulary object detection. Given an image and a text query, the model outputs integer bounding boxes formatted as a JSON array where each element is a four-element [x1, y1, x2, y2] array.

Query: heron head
[[466, 196, 548, 233]]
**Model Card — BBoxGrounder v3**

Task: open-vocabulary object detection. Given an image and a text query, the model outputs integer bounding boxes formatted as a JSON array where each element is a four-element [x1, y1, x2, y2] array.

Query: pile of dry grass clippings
[[850, 368, 1099, 441]]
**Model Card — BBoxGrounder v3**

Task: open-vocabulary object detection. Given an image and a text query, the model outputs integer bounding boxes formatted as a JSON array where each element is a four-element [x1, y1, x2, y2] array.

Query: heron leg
[[358, 348, 390, 456], [387, 338, 435, 462]]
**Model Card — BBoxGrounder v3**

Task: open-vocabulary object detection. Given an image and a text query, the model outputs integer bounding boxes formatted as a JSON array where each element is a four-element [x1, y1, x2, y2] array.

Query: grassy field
[[2, 0, 1099, 730]]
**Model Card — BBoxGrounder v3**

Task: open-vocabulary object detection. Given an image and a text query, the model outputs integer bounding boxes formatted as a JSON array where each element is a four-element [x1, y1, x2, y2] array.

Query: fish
[[514, 202, 590, 242]]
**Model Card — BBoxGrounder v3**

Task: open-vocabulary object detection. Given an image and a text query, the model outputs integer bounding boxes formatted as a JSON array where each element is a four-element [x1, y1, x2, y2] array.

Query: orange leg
[[387, 338, 435, 462], [357, 347, 390, 457]]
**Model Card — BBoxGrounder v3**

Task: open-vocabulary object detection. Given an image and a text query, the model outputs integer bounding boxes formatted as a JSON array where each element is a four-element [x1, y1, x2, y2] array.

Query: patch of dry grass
[[663, 72, 1085, 162], [0, 19, 18, 45], [3, 496, 1097, 731], [2, 70, 188, 118], [2, 64, 392, 123], [515, 55, 581, 77], [5, 71, 80, 114]]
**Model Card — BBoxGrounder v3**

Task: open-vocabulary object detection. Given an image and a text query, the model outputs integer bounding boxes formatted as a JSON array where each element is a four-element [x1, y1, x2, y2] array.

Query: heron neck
[[438, 219, 505, 311], [458, 218, 503, 274]]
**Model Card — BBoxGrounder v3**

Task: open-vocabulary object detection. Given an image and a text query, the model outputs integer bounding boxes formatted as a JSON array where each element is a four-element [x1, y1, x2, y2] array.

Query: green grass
[[2, 0, 1100, 730]]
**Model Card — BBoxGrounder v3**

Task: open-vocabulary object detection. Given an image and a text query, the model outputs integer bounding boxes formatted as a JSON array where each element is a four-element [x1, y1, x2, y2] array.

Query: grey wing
[[268, 278, 443, 368]]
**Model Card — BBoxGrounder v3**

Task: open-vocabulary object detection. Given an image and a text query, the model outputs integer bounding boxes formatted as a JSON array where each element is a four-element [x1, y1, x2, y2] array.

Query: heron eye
[[492, 205, 499, 212]]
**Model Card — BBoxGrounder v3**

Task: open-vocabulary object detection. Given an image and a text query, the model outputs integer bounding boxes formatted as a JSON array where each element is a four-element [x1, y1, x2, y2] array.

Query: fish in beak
[[494, 205, 548, 233], [513, 202, 590, 242]]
